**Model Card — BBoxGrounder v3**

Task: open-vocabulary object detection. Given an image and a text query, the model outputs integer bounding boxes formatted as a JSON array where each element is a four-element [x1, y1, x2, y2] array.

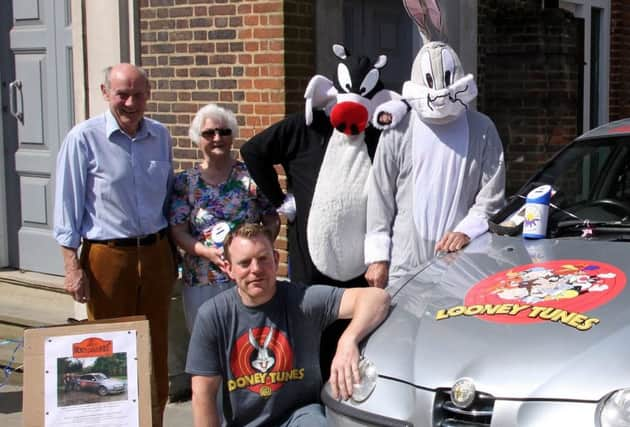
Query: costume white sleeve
[[371, 99, 410, 130], [452, 120, 506, 240], [276, 193, 296, 222], [365, 130, 399, 264]]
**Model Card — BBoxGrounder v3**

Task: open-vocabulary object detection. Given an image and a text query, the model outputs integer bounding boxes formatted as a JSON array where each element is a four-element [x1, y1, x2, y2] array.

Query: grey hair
[[189, 103, 239, 145], [103, 64, 149, 90]]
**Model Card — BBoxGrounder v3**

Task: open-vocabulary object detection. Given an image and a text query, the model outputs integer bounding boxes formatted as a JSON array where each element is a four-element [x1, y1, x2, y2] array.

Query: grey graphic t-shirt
[[186, 282, 343, 426]]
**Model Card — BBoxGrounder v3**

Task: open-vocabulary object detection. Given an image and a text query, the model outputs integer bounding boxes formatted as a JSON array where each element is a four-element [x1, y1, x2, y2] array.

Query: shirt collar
[[105, 109, 152, 140]]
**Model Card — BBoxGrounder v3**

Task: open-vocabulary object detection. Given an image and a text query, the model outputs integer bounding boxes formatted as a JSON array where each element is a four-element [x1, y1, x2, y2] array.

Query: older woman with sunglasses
[[169, 104, 279, 331]]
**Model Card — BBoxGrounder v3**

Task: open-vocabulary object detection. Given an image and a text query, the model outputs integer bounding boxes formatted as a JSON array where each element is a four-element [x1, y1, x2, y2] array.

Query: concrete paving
[[164, 399, 194, 426], [0, 384, 22, 427], [0, 383, 193, 427]]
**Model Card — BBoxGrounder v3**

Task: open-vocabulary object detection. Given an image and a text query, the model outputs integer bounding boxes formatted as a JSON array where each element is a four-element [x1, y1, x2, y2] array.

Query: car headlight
[[352, 358, 378, 403], [599, 389, 630, 427]]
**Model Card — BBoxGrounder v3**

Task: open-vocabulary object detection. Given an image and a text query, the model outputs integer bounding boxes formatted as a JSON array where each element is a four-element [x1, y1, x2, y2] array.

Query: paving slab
[[0, 384, 192, 427], [0, 384, 23, 427], [0, 281, 74, 326]]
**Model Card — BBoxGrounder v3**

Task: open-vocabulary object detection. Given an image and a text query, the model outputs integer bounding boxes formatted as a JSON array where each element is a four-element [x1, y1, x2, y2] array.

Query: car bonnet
[[364, 233, 630, 401], [101, 378, 124, 387]]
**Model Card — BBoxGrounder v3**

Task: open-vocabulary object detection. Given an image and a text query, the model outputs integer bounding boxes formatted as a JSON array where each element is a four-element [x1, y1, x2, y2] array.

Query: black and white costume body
[[242, 44, 397, 287], [365, 41, 506, 283]]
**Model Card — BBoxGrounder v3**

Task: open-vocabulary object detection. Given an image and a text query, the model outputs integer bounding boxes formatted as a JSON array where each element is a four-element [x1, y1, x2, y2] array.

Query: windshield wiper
[[553, 219, 630, 236]]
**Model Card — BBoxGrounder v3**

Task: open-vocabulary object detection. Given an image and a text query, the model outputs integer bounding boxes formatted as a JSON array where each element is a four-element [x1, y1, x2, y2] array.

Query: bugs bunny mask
[[403, 41, 478, 124]]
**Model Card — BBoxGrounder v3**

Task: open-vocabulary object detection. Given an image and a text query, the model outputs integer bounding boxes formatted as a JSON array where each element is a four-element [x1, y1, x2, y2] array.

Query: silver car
[[323, 119, 630, 426], [76, 372, 126, 396]]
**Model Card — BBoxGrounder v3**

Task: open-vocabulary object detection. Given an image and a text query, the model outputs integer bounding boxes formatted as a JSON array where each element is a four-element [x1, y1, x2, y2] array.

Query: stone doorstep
[[0, 281, 74, 327], [0, 268, 65, 293]]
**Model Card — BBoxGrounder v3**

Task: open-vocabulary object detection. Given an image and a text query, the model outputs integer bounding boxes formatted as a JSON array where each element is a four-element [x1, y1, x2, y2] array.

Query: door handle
[[9, 80, 24, 122]]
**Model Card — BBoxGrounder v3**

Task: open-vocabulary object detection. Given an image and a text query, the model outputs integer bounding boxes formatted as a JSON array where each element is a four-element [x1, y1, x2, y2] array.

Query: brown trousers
[[81, 235, 175, 427]]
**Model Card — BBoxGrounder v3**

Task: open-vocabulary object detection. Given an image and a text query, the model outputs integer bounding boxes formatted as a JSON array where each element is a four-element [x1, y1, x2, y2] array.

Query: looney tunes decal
[[435, 260, 626, 331], [228, 326, 304, 397]]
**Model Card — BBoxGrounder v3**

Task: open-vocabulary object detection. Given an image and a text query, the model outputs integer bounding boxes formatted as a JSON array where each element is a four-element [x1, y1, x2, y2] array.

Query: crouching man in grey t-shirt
[[186, 223, 390, 427]]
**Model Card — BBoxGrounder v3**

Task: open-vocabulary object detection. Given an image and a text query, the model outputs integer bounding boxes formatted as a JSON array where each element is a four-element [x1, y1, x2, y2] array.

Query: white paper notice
[[44, 330, 139, 427]]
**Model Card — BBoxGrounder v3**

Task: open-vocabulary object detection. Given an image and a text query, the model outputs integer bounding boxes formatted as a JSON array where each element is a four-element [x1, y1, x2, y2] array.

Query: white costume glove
[[277, 193, 297, 222], [371, 99, 411, 130]]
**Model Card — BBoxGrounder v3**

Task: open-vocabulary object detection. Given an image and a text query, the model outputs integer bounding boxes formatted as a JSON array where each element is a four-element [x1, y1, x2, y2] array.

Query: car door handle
[[9, 80, 24, 122]]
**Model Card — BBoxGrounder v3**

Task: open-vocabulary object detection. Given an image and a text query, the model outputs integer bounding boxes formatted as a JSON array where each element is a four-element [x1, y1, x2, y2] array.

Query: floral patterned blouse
[[169, 161, 276, 287]]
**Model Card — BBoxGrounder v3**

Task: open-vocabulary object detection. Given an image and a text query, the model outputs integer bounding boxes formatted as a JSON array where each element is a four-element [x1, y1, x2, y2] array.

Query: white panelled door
[[9, 0, 73, 274]]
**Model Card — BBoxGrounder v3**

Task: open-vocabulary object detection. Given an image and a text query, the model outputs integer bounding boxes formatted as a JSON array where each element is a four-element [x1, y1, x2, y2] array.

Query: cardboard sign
[[22, 316, 152, 427]]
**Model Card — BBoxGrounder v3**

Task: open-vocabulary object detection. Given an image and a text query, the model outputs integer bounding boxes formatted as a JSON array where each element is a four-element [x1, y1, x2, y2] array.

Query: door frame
[[559, 0, 611, 130], [0, 3, 14, 268], [0, 97, 8, 268]]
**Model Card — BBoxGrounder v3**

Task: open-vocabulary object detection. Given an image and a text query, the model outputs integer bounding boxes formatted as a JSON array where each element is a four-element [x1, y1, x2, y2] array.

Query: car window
[[550, 143, 614, 206], [609, 152, 630, 201], [491, 137, 630, 232]]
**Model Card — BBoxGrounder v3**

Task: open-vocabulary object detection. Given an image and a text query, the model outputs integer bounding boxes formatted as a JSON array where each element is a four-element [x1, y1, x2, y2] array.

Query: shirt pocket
[[144, 160, 172, 202], [147, 160, 171, 181]]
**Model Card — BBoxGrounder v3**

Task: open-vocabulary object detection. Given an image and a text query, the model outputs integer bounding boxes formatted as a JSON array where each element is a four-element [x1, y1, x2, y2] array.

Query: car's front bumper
[[105, 385, 125, 394], [323, 376, 599, 427]]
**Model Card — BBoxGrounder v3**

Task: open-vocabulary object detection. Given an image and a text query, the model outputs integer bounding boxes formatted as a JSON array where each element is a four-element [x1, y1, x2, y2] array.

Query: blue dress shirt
[[54, 110, 173, 248]]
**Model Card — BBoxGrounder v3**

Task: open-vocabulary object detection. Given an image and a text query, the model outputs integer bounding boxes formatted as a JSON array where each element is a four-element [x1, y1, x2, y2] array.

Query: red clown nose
[[330, 102, 369, 135]]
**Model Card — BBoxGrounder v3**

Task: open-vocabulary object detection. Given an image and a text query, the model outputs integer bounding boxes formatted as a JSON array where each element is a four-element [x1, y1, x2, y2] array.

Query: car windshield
[[92, 373, 107, 380], [492, 136, 630, 237]]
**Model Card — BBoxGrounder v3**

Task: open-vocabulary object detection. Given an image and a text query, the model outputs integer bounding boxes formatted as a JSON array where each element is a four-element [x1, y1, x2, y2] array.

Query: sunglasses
[[201, 128, 232, 139]]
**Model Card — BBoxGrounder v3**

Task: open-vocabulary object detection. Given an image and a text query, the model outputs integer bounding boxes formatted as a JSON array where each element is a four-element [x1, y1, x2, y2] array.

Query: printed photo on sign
[[56, 353, 128, 407]]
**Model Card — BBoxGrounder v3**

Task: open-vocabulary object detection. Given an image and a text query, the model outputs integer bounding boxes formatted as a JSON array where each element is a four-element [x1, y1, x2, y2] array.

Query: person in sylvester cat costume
[[241, 44, 398, 377], [364, 0, 506, 289], [241, 44, 397, 287]]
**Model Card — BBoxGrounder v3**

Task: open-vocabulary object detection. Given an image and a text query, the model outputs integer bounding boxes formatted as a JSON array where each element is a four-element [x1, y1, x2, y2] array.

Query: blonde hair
[[223, 223, 273, 262]]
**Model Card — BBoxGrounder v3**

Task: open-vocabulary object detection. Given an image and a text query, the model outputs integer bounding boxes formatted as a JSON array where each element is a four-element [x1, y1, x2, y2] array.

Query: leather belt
[[87, 228, 167, 247]]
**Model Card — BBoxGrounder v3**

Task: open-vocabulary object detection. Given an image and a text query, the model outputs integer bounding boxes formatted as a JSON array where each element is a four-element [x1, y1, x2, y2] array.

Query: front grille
[[433, 389, 495, 427]]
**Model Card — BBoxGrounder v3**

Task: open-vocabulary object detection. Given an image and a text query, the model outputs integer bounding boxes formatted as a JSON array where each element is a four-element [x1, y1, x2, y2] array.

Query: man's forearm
[[60, 245, 90, 302], [329, 288, 391, 400], [340, 288, 390, 344], [191, 376, 221, 427], [61, 246, 81, 272], [192, 397, 220, 427]]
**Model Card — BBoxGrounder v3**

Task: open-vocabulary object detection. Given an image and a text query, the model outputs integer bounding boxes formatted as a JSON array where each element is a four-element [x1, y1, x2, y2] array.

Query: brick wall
[[610, 0, 630, 121], [139, 0, 316, 277], [478, 0, 579, 195]]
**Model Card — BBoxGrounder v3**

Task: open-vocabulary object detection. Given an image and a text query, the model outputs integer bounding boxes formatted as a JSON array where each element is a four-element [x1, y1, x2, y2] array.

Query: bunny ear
[[263, 327, 274, 347], [403, 0, 444, 42], [249, 329, 260, 349]]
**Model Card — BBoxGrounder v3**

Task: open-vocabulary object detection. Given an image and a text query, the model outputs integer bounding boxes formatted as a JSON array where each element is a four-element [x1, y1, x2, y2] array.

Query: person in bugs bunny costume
[[364, 0, 506, 288]]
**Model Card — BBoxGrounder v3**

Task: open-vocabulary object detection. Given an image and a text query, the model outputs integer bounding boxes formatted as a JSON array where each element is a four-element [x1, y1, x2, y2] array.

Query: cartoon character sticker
[[523, 204, 542, 229], [436, 260, 626, 331], [228, 326, 304, 397]]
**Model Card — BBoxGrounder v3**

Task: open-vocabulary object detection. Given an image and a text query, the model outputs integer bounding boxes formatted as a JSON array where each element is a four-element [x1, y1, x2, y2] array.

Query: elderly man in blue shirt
[[53, 63, 175, 426]]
